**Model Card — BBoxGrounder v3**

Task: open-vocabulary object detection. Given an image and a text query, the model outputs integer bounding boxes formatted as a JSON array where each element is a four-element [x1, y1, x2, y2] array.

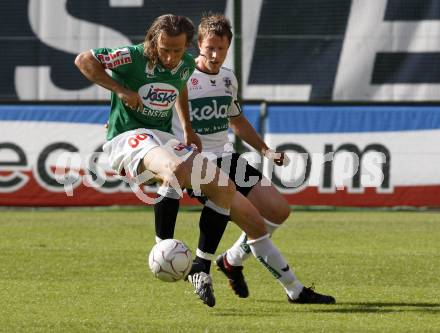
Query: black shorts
[[187, 153, 263, 202]]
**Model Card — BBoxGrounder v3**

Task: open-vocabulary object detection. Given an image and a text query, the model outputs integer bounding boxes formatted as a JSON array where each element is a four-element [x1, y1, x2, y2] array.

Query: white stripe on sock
[[205, 199, 230, 216], [196, 248, 215, 261], [246, 233, 270, 245], [264, 219, 281, 235], [157, 186, 181, 199]]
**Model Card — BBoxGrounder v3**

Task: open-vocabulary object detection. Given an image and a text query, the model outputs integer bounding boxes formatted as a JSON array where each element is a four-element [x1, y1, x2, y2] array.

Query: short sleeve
[[228, 71, 242, 117], [91, 45, 136, 73]]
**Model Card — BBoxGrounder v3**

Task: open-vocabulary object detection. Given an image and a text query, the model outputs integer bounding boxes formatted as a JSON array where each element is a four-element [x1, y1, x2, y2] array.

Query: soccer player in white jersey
[[155, 14, 335, 307]]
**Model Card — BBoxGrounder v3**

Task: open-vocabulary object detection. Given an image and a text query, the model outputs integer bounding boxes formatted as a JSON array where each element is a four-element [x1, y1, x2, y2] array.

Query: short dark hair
[[198, 13, 233, 45], [144, 14, 195, 66]]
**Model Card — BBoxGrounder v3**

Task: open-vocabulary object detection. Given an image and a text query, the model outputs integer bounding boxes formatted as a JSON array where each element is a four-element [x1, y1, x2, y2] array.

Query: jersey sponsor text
[[138, 83, 179, 111], [97, 48, 132, 69], [190, 99, 229, 121]]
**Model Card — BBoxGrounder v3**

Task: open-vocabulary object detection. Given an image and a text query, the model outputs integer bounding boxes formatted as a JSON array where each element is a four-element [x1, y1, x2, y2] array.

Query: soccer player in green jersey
[[74, 14, 238, 281], [155, 14, 336, 307]]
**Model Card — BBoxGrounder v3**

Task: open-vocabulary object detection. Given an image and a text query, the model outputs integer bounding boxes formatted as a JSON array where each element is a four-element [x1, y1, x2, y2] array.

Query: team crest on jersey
[[97, 48, 131, 69], [180, 67, 190, 80], [223, 77, 233, 95], [223, 77, 232, 88], [138, 83, 179, 111], [189, 77, 202, 91]]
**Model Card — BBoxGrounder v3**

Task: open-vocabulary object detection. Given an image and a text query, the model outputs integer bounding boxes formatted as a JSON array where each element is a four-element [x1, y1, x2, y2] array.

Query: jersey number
[[128, 133, 150, 148]]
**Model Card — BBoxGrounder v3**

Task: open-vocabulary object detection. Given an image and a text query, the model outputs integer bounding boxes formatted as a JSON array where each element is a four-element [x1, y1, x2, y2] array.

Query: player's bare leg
[[247, 180, 290, 224], [140, 147, 234, 307], [140, 147, 235, 210], [219, 192, 302, 298], [216, 191, 335, 304], [224, 179, 291, 269]]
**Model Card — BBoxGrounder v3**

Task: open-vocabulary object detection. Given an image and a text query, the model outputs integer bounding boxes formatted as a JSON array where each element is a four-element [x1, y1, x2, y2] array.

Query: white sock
[[247, 234, 304, 300], [225, 219, 281, 266], [225, 232, 251, 266]]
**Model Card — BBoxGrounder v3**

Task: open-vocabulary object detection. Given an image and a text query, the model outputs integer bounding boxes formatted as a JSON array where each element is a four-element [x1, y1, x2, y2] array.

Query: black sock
[[190, 256, 211, 275], [192, 205, 229, 274], [154, 196, 179, 240]]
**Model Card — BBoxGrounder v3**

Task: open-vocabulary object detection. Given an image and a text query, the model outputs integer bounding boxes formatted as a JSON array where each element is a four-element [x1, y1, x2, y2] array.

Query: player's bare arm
[[175, 85, 202, 151], [229, 113, 269, 154], [74, 51, 143, 111], [229, 114, 287, 166]]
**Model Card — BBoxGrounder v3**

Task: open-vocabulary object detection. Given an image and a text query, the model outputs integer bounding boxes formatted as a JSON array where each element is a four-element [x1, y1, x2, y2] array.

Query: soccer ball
[[148, 239, 193, 282]]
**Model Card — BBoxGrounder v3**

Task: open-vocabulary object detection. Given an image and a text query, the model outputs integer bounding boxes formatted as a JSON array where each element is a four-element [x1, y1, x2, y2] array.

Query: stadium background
[[1, 0, 439, 207]]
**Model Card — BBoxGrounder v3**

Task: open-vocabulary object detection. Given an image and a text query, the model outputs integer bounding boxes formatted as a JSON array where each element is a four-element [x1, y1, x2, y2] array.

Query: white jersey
[[172, 66, 241, 158]]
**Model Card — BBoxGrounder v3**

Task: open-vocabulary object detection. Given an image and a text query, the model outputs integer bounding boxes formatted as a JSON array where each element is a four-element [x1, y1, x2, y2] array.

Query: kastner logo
[[138, 83, 179, 110]]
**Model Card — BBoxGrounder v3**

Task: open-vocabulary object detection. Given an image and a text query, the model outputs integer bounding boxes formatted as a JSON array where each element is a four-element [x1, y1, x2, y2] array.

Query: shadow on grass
[[342, 302, 440, 308], [213, 307, 286, 317], [254, 300, 440, 314]]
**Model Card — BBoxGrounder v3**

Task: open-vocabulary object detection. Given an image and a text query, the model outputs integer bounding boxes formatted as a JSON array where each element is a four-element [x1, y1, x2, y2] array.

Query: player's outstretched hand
[[264, 149, 291, 167]]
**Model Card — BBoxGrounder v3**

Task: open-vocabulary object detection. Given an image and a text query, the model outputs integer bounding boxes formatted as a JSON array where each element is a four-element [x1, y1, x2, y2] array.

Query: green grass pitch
[[0, 209, 439, 332]]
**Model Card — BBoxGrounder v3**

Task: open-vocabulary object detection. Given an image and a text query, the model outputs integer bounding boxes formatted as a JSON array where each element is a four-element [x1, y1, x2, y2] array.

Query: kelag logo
[[189, 97, 231, 121], [138, 83, 179, 110]]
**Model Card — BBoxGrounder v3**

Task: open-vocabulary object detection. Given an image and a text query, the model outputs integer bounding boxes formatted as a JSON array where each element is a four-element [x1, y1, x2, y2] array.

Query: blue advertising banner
[[1, 104, 439, 207], [263, 105, 440, 206]]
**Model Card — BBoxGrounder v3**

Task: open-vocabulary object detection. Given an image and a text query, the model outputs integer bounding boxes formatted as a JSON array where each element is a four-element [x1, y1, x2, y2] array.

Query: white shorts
[[103, 128, 194, 184]]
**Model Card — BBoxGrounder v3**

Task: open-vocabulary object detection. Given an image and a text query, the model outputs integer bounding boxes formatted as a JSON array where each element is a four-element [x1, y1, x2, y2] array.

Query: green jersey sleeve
[[91, 45, 140, 75]]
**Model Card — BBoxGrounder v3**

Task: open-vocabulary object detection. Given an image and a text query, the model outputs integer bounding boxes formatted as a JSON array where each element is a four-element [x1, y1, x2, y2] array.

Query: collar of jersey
[[155, 60, 183, 74], [195, 66, 220, 76]]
